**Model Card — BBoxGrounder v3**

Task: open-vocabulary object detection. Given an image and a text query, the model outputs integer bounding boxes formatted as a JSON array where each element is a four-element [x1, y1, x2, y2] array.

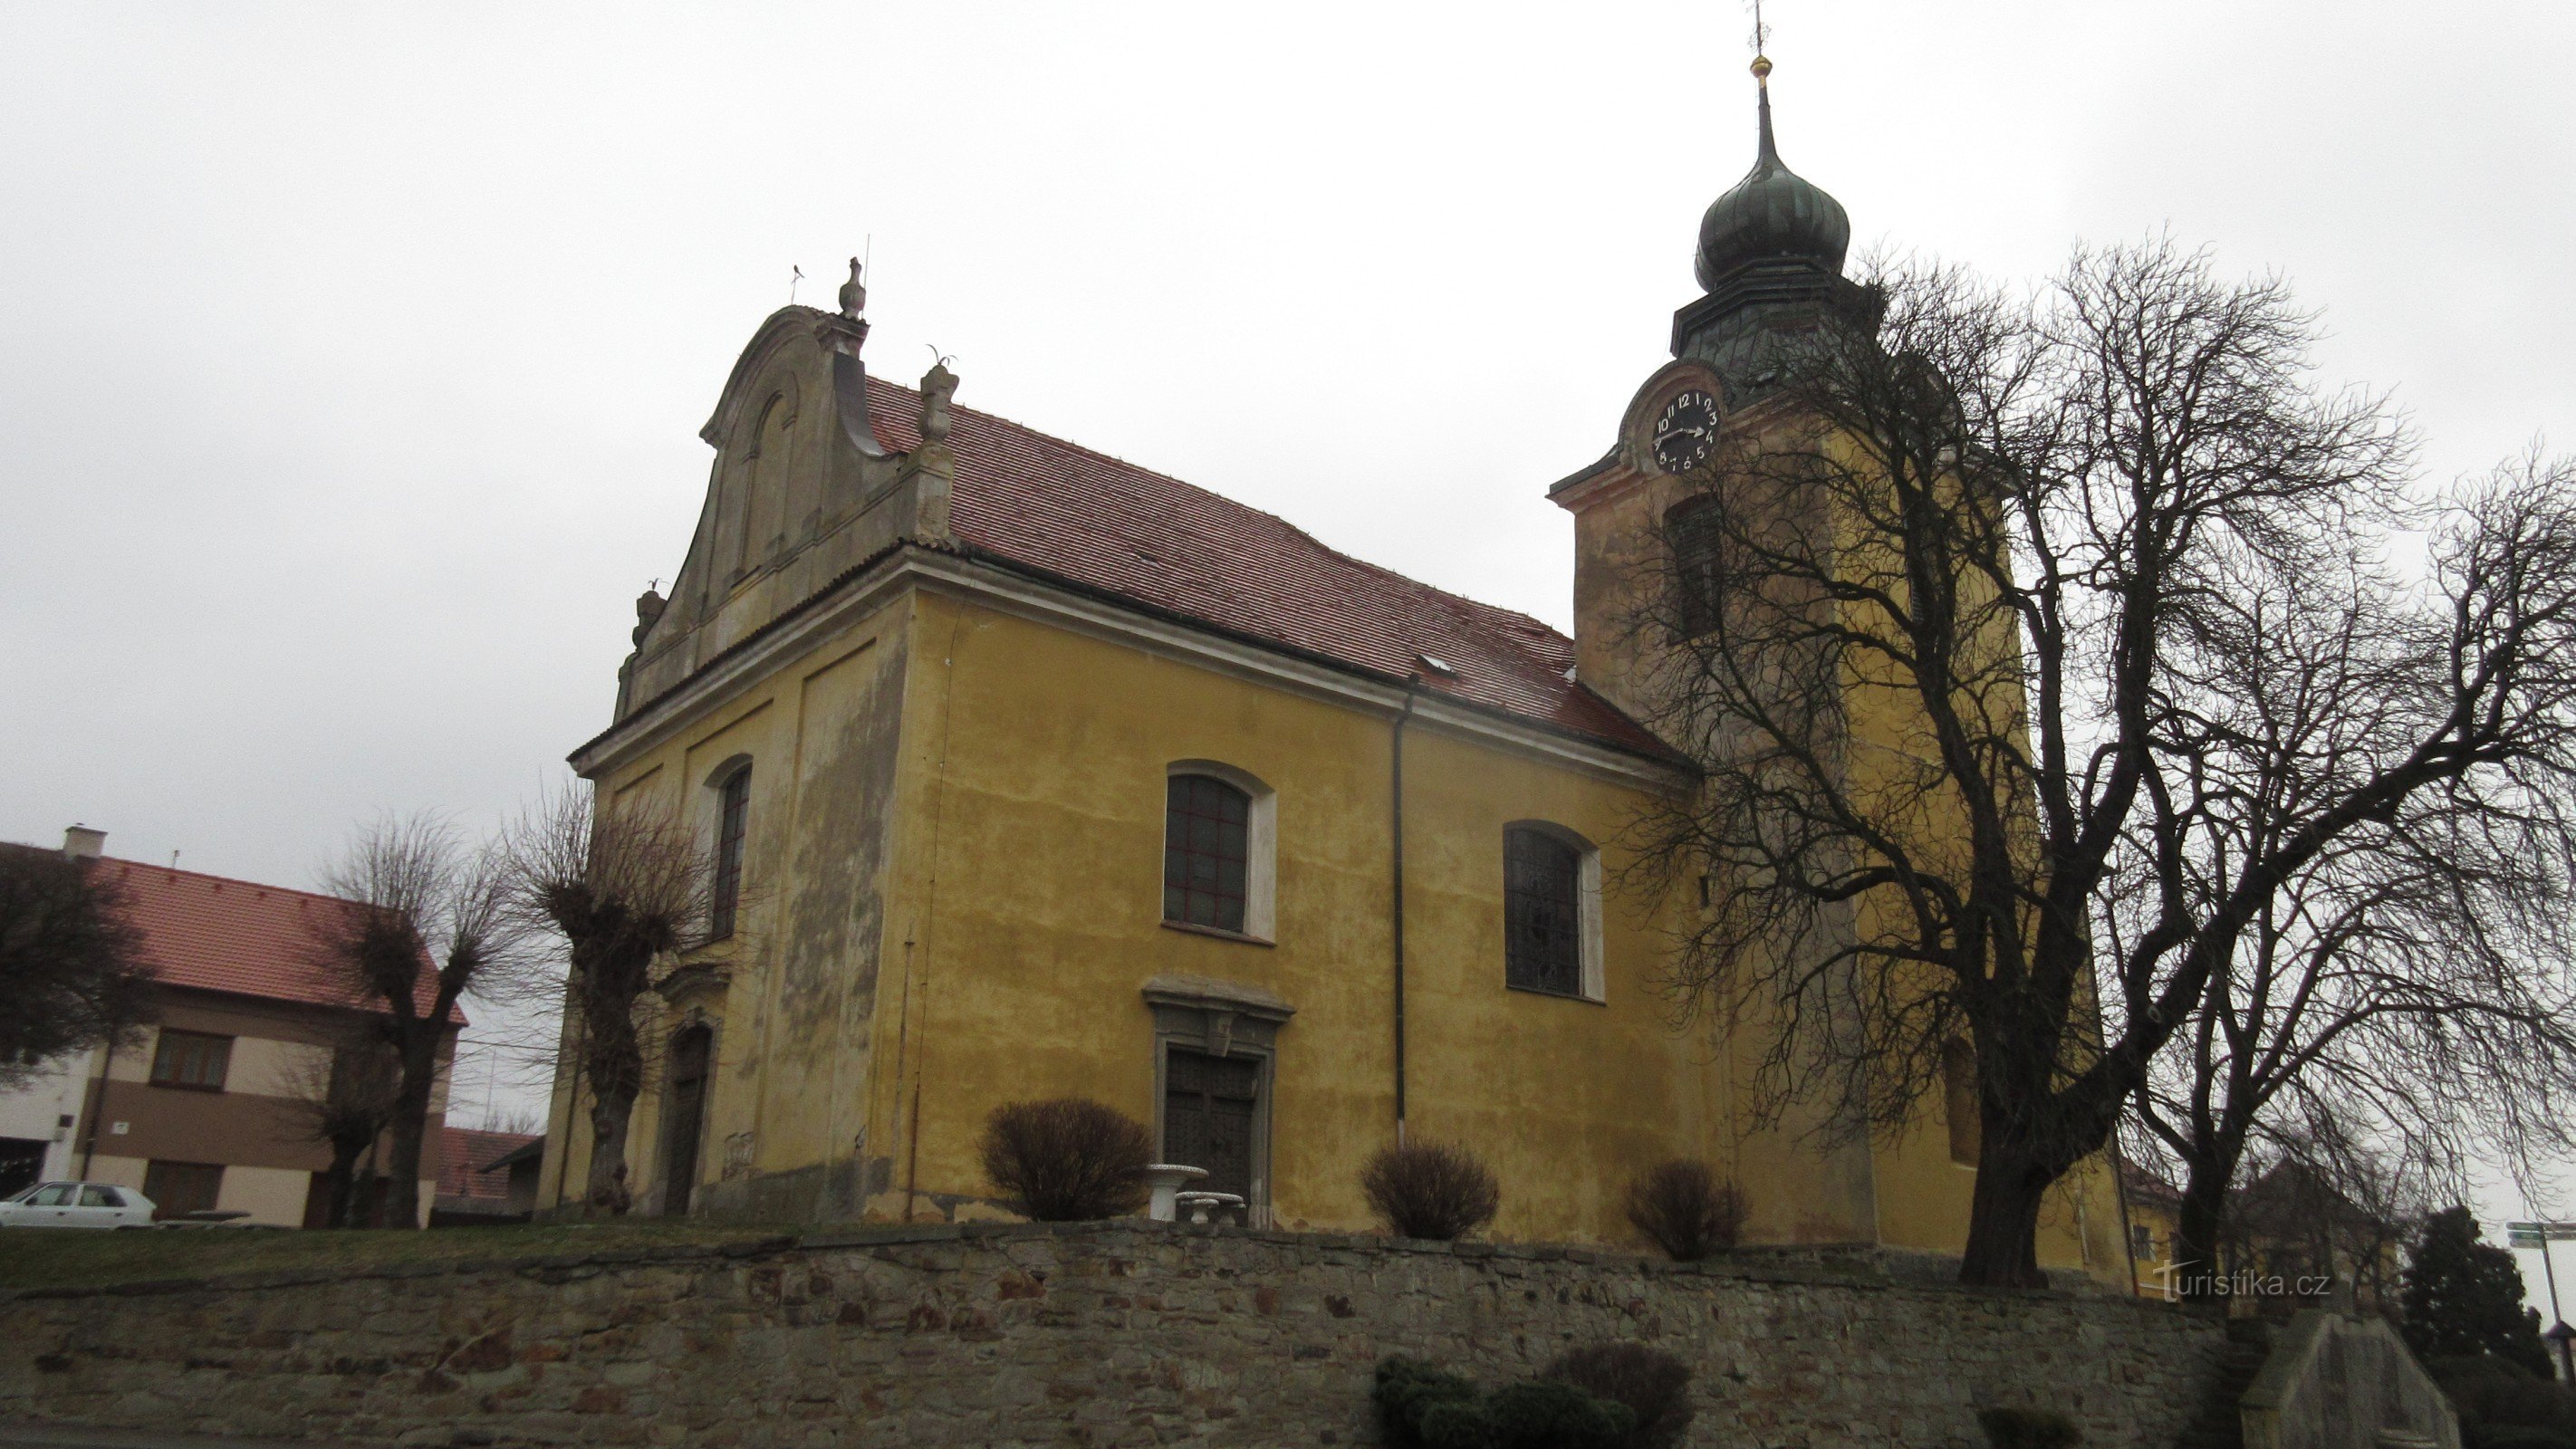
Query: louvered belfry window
[[1668, 496, 1726, 638], [1165, 774, 1251, 933], [1504, 828, 1582, 995], [707, 767, 751, 942]]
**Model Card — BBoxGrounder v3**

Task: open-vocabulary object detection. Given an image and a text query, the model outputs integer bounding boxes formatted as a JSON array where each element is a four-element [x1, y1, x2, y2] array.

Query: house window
[[1165, 773, 1252, 933], [2131, 1223, 2156, 1261], [1943, 1041, 1981, 1166], [143, 1160, 225, 1220], [707, 765, 751, 941], [1668, 496, 1726, 638], [1504, 825, 1601, 999], [149, 1030, 233, 1091]]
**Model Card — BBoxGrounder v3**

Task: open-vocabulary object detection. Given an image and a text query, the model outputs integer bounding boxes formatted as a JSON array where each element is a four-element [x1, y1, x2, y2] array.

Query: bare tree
[[277, 1027, 402, 1228], [508, 782, 711, 1215], [2129, 696, 2576, 1296], [1625, 238, 2576, 1285], [0, 844, 153, 1087], [309, 817, 518, 1229]]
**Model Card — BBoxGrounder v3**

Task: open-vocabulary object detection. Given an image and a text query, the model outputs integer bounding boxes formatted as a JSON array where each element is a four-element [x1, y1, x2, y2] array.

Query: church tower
[[1549, 53, 1868, 723]]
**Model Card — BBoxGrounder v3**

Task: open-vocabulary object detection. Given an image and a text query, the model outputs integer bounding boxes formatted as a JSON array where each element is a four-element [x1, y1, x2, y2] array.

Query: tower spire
[[1750, 2, 1778, 167]]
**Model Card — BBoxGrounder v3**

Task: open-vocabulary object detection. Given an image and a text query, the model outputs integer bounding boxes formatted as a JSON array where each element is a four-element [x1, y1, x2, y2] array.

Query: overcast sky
[[6, 0, 2574, 1261]]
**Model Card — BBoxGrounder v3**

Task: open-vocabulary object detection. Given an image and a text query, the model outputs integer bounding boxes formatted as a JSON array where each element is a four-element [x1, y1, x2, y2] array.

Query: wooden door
[[1163, 1049, 1260, 1202]]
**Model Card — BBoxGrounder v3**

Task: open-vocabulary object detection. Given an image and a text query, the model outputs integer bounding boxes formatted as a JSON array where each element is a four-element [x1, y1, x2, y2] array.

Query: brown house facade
[[13, 831, 463, 1226]]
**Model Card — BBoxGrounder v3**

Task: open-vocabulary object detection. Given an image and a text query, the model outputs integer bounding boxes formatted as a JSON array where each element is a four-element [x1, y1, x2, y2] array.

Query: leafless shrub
[[1360, 1139, 1500, 1241], [977, 1098, 1153, 1221], [506, 781, 713, 1216], [1624, 1159, 1745, 1261], [1543, 1342, 1696, 1449]]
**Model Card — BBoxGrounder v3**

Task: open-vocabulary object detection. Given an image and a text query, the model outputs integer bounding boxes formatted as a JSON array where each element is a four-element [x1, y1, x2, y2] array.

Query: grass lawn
[[0, 1217, 808, 1292]]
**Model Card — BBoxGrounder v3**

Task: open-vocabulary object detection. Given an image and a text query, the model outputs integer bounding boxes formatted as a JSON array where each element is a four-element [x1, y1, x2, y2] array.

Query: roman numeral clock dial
[[1651, 389, 1719, 474]]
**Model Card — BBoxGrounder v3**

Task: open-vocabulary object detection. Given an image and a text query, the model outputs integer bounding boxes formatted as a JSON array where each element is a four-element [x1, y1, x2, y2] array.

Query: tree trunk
[[585, 1086, 637, 1214], [321, 1138, 366, 1229], [379, 1040, 438, 1230], [1959, 1143, 2054, 1288], [2172, 1158, 2234, 1303]]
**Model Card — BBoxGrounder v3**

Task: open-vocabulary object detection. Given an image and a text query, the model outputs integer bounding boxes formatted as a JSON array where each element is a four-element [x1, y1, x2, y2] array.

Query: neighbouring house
[[429, 1126, 539, 1225], [0, 827, 464, 1226], [536, 60, 2125, 1277], [2119, 1155, 2405, 1317]]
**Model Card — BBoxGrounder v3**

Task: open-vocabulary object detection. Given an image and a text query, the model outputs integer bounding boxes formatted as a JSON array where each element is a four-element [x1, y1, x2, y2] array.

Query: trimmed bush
[[1976, 1407, 2081, 1449], [1623, 1159, 1745, 1261], [1545, 1342, 1695, 1449], [1375, 1356, 1633, 1449], [1361, 1139, 1501, 1241], [976, 1097, 1153, 1221], [1489, 1378, 1635, 1449], [1377, 1358, 1489, 1449]]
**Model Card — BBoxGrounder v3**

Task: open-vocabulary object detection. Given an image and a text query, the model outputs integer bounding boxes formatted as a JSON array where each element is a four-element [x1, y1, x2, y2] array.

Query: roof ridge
[[92, 856, 356, 909], [866, 375, 1578, 652]]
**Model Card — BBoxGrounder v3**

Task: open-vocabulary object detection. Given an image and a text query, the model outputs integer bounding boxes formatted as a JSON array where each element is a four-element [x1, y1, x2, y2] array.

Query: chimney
[[62, 824, 105, 860]]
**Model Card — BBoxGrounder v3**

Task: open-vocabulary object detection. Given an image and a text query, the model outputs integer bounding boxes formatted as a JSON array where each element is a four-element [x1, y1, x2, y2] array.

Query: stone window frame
[[1161, 761, 1278, 944], [1141, 974, 1293, 1227], [1500, 821, 1606, 1003]]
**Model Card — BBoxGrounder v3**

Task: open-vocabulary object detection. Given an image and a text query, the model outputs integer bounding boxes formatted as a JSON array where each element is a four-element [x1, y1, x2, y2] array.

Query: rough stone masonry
[[1, 1223, 2226, 1447]]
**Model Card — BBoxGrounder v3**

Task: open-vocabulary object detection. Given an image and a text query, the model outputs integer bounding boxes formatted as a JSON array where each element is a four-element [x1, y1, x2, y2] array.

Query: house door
[[1163, 1049, 1260, 1203], [662, 1026, 712, 1216]]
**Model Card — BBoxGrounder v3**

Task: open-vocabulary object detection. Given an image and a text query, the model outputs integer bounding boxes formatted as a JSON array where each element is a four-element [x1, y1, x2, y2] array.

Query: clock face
[[1651, 389, 1720, 474]]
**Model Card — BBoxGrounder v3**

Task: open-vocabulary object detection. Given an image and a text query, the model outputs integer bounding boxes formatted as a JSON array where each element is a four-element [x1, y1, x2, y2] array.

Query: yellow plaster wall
[[857, 590, 1891, 1248]]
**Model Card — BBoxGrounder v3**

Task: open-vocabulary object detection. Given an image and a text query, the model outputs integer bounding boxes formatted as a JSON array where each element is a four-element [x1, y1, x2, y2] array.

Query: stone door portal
[[1163, 1048, 1258, 1202]]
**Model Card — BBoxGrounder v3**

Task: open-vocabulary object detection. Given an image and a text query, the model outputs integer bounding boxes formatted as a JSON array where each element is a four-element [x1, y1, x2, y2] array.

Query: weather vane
[[789, 264, 804, 304]]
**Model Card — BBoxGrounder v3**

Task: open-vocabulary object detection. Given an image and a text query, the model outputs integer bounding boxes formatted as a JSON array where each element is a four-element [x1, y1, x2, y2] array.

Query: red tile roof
[[437, 1126, 537, 1201], [861, 376, 1675, 762], [85, 856, 465, 1024]]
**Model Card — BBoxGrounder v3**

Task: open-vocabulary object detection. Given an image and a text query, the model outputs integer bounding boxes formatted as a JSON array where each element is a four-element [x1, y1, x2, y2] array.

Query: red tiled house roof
[[436, 1126, 536, 1201], [861, 376, 1675, 761], [86, 856, 465, 1025]]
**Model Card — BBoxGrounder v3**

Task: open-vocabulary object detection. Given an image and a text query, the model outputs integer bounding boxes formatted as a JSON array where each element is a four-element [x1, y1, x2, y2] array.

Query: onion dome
[[1693, 56, 1850, 291]]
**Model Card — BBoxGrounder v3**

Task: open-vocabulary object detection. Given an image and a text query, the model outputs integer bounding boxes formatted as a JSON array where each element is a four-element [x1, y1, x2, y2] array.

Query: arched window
[[707, 765, 751, 942], [1667, 495, 1726, 638], [1165, 773, 1252, 933], [1503, 824, 1602, 1000]]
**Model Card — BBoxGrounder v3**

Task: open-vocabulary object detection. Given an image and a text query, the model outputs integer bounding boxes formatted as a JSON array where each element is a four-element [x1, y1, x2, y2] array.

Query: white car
[[0, 1180, 158, 1228]]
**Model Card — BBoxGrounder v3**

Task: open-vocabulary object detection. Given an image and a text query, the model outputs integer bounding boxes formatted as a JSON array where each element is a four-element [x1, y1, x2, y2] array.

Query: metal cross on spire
[[1748, 0, 1773, 86]]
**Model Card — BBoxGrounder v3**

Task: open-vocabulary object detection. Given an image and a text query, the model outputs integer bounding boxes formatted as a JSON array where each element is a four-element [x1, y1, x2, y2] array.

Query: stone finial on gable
[[919, 361, 956, 445], [632, 587, 667, 648], [838, 256, 867, 319]]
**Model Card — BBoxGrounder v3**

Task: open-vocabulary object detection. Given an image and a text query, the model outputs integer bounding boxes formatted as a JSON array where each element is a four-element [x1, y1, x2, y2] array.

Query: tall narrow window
[[1504, 828, 1584, 996], [1164, 774, 1251, 933], [707, 766, 751, 942], [1943, 1041, 1982, 1166], [1667, 496, 1726, 638]]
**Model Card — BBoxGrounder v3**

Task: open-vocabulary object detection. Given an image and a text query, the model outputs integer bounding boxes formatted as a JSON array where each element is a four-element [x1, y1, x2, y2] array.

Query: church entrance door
[[1162, 1048, 1259, 1203], [661, 1025, 712, 1216]]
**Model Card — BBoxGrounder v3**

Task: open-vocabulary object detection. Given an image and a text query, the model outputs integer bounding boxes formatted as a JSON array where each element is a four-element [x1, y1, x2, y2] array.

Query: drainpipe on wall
[[1390, 682, 1420, 1146]]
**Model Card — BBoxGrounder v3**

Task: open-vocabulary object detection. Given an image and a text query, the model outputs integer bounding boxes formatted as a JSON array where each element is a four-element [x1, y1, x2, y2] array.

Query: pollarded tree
[[309, 817, 521, 1229], [508, 782, 713, 1215], [1625, 239, 2576, 1286]]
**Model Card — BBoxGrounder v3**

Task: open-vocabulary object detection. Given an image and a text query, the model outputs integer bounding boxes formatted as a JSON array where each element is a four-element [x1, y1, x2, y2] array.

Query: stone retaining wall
[[2, 1223, 2225, 1447]]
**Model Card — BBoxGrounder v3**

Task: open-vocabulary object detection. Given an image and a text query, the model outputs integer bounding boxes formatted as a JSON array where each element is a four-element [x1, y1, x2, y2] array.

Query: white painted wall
[[0, 1048, 101, 1185]]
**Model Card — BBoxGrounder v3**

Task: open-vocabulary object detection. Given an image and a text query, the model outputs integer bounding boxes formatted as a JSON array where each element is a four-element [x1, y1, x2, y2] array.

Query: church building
[[537, 61, 2121, 1278]]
